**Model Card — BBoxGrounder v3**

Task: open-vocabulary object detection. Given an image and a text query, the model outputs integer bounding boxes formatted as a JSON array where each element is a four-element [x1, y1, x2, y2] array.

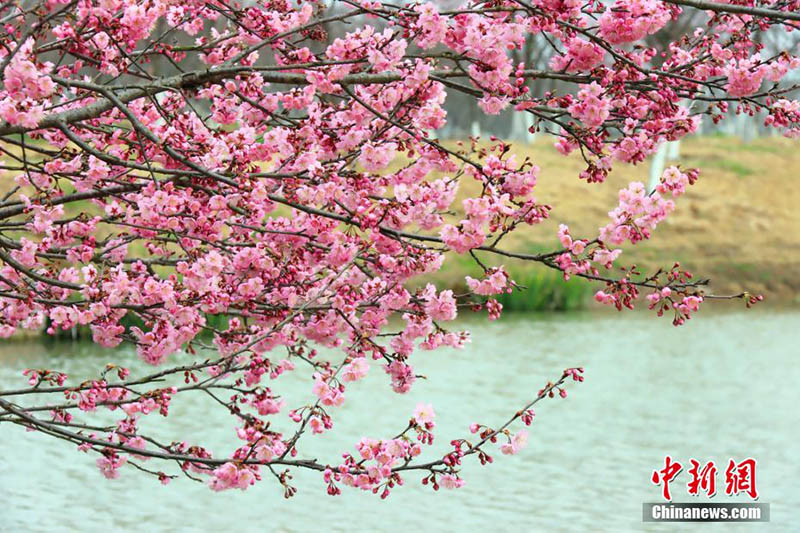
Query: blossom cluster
[[0, 0, 782, 495]]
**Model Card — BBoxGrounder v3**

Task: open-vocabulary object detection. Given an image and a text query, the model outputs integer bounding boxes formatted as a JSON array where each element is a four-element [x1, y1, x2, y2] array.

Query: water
[[0, 309, 798, 532]]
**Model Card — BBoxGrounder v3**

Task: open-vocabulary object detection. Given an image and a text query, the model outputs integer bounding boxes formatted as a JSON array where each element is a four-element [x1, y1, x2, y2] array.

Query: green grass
[[417, 244, 594, 313], [495, 267, 592, 312], [731, 141, 783, 154], [705, 159, 754, 178]]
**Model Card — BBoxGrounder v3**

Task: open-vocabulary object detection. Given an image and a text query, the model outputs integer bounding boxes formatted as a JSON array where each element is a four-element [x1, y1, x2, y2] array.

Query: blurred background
[[2, 1, 799, 529], [419, 135, 800, 311]]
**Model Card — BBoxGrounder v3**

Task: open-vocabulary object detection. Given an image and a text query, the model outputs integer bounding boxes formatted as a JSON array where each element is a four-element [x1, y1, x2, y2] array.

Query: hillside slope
[[436, 135, 799, 303]]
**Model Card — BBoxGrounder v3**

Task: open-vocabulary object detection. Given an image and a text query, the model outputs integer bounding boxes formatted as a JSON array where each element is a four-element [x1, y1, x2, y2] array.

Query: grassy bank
[[417, 248, 593, 312], [494, 269, 591, 312], [426, 135, 800, 306]]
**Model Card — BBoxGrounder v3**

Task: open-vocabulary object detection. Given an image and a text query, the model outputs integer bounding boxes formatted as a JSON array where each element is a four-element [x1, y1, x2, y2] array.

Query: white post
[[508, 110, 535, 143], [648, 142, 669, 193], [667, 140, 680, 160], [470, 120, 481, 139]]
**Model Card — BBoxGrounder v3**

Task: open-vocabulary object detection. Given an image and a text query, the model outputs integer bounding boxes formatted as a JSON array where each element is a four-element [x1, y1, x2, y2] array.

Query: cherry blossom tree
[[0, 0, 788, 495]]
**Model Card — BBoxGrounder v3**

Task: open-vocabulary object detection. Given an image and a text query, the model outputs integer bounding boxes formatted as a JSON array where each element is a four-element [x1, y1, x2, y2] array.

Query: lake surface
[[1, 309, 798, 532]]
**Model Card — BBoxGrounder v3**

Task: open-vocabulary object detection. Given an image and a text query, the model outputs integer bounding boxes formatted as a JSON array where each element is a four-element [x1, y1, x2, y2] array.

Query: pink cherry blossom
[[500, 430, 530, 455], [413, 403, 436, 427], [466, 268, 509, 296], [569, 83, 611, 128], [0, 0, 777, 497], [424, 286, 458, 322]]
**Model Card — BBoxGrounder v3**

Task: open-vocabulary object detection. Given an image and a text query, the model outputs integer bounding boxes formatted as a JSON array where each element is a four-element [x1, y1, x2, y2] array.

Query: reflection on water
[[1, 310, 798, 532]]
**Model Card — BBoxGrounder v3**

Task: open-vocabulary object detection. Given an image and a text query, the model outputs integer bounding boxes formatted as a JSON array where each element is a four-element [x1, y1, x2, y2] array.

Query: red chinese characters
[[653, 456, 759, 501], [687, 459, 717, 497], [651, 455, 683, 501], [725, 458, 758, 500]]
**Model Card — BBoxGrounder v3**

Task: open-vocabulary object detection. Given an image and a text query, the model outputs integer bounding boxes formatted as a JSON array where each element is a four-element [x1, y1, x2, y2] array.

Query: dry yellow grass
[[436, 135, 799, 302]]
